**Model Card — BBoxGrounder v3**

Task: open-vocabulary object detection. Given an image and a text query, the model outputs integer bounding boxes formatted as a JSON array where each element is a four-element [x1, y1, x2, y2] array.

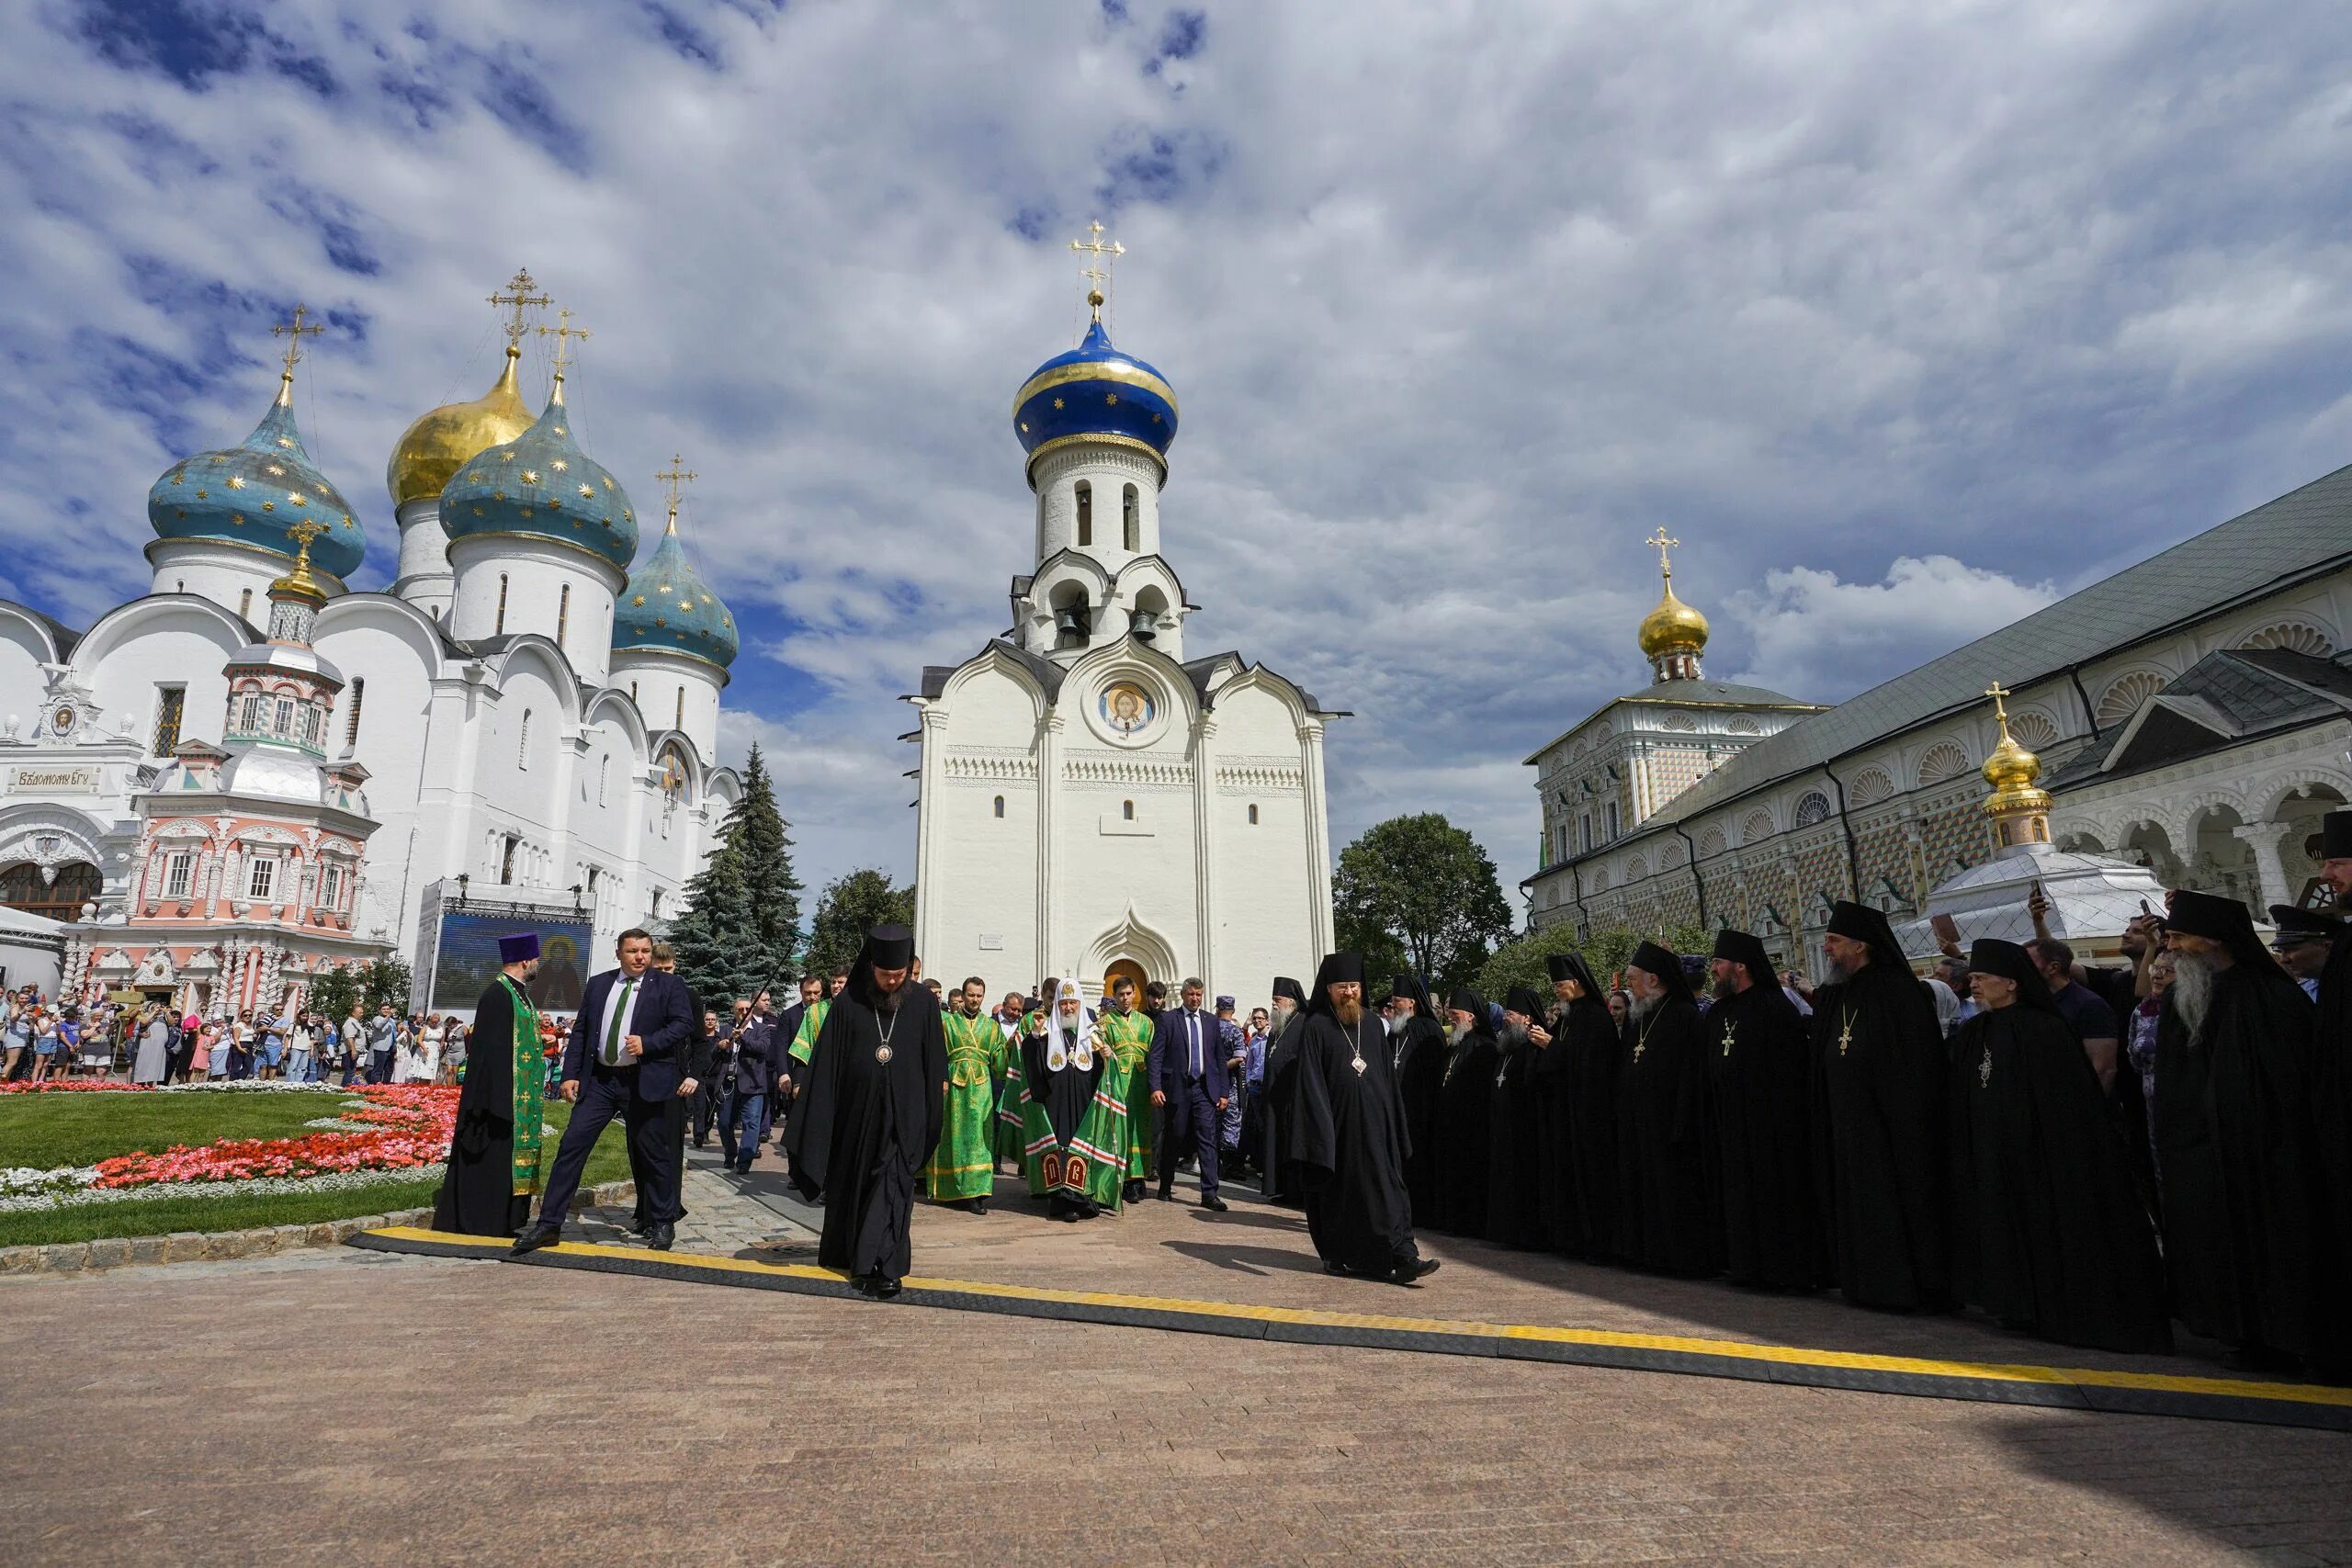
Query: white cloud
[[1724, 556, 2062, 703]]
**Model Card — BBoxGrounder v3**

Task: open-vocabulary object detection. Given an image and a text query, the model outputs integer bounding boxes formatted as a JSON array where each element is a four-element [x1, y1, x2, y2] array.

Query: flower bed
[[86, 1085, 458, 1190], [0, 1080, 368, 1095]]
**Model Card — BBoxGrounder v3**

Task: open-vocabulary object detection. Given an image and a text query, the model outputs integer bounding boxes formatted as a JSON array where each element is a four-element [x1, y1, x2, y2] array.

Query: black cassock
[[1708, 982, 1817, 1290], [786, 993, 948, 1280], [1815, 966, 1951, 1310], [1950, 1005, 2170, 1352], [1261, 1018, 1302, 1200], [1537, 998, 1619, 1258], [1485, 1030, 1545, 1248], [2154, 962, 2322, 1358], [432, 979, 531, 1237], [2315, 928, 2352, 1379], [1283, 1010, 1419, 1274], [1614, 995, 1721, 1276], [1393, 1017, 1448, 1224], [1433, 1027, 1498, 1235]]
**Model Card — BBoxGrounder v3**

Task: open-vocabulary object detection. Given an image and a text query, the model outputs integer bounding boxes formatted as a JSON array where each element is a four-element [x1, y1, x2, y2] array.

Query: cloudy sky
[[5, 0, 2349, 906]]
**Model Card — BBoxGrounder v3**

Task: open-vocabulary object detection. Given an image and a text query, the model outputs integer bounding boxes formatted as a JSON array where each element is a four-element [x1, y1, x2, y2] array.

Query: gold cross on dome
[[1069, 219, 1125, 318], [271, 303, 323, 377], [537, 305, 591, 379], [1984, 680, 2013, 722], [285, 517, 327, 552], [489, 267, 552, 345], [656, 455, 696, 533], [1645, 527, 1680, 578]]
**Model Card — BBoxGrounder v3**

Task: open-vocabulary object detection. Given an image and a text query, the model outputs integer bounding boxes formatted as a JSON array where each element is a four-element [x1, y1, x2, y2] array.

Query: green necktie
[[602, 978, 636, 1066]]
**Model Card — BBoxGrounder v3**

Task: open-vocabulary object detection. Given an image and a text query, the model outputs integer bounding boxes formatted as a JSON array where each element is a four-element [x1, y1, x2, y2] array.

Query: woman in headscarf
[[1950, 940, 2170, 1353]]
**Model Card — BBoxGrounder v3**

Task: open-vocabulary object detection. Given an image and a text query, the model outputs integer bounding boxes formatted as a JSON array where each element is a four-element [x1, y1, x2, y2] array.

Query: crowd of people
[[0, 990, 471, 1089], [421, 811, 2349, 1369]]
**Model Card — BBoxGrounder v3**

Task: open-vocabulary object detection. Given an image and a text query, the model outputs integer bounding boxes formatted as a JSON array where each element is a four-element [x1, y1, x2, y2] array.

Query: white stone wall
[[142, 538, 302, 620], [611, 649, 725, 763], [391, 497, 455, 619], [446, 535, 623, 686]]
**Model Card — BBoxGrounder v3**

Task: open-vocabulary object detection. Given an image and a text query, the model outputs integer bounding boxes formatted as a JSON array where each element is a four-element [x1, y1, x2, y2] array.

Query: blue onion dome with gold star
[[439, 378, 637, 570], [613, 504, 737, 669], [1012, 316, 1179, 486], [146, 367, 366, 582]]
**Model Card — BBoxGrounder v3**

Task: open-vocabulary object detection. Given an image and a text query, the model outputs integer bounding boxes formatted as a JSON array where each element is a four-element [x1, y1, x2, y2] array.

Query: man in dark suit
[[1148, 976, 1231, 1211], [631, 943, 711, 1235], [719, 999, 779, 1172], [514, 928, 696, 1253]]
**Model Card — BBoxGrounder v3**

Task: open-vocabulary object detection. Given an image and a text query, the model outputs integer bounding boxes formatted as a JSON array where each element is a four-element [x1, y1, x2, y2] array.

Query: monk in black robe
[[1615, 942, 1720, 1276], [1485, 986, 1549, 1249], [1433, 987, 1498, 1235], [1950, 940, 2170, 1353], [1708, 929, 1817, 1291], [1535, 952, 1617, 1258], [2154, 890, 2323, 1366], [1258, 976, 1307, 1200], [1282, 951, 1438, 1283], [785, 925, 949, 1298], [1389, 973, 1448, 1223], [1815, 900, 1951, 1311], [2311, 811, 2352, 1381], [434, 932, 545, 1237]]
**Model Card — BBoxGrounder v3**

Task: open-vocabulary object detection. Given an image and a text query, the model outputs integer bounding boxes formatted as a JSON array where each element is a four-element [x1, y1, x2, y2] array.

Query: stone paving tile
[[2, 1172, 2346, 1564]]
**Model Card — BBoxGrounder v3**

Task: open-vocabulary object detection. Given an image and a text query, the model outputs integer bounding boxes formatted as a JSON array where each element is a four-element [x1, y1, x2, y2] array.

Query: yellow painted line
[[362, 1225, 2352, 1411]]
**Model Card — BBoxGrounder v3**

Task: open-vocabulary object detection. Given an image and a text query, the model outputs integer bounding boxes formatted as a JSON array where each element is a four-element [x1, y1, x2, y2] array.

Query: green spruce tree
[[667, 742, 805, 1007], [730, 744, 802, 970]]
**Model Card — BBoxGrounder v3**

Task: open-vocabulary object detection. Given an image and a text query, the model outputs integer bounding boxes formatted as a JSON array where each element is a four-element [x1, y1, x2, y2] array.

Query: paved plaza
[[4, 1154, 2346, 1566]]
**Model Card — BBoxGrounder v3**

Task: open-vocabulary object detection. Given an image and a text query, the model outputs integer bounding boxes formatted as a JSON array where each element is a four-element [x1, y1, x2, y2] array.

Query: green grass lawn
[[0, 1093, 635, 1248]]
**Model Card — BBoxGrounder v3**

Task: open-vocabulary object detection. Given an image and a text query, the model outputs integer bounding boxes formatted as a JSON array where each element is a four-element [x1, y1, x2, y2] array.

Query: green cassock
[[788, 998, 831, 1066], [1098, 1008, 1157, 1182], [924, 1010, 1006, 1201], [997, 1015, 1034, 1162]]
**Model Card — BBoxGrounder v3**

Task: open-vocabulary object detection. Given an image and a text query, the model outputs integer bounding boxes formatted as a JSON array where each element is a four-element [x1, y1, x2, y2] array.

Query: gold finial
[[271, 304, 323, 406], [1980, 678, 2051, 848], [656, 454, 696, 535], [271, 517, 330, 608], [1645, 526, 1680, 581], [488, 267, 551, 349], [1070, 219, 1125, 321], [536, 305, 590, 403]]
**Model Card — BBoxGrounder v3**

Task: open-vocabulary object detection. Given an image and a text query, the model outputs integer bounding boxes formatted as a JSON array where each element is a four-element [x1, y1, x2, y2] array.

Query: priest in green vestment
[[433, 932, 547, 1236], [1096, 976, 1158, 1204], [925, 977, 1007, 1210]]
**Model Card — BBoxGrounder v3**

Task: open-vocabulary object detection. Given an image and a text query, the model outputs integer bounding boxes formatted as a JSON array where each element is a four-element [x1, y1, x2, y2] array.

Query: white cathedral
[[910, 254, 1339, 1000], [0, 279, 738, 1013]]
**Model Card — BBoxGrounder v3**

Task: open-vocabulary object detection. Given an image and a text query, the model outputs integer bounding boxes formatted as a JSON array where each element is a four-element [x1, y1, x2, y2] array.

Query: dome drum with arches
[[1013, 320, 1179, 485], [147, 389, 365, 581]]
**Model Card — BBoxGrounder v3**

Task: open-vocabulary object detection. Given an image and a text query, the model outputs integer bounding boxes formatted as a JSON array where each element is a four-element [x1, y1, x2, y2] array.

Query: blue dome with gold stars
[[146, 378, 366, 582], [613, 513, 737, 669], [441, 385, 638, 571], [1012, 318, 1179, 483]]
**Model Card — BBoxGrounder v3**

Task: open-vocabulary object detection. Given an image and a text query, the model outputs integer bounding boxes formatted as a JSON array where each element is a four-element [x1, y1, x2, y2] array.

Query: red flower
[[88, 1085, 464, 1190]]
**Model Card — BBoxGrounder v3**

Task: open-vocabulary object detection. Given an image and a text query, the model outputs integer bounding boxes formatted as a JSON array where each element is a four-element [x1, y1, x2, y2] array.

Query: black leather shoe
[[1152, 1188, 1171, 1201], [647, 1223, 674, 1251], [971, 1198, 989, 1215], [1390, 1258, 1441, 1284], [511, 1226, 560, 1256], [1201, 1194, 1228, 1213], [873, 1277, 902, 1300]]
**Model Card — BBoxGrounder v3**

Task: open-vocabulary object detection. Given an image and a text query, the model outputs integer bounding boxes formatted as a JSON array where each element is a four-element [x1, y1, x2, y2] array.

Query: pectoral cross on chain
[[1721, 1022, 1736, 1058], [1837, 1010, 1855, 1057]]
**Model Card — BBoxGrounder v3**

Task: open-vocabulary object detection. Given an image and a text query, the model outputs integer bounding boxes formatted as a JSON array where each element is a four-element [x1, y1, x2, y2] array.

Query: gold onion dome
[[1636, 576, 1710, 660], [386, 344, 536, 509], [1980, 682, 2052, 844]]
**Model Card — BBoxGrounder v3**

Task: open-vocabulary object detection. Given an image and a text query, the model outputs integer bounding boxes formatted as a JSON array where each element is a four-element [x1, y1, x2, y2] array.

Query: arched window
[[1792, 791, 1833, 829], [992, 795, 1005, 818], [0, 862, 99, 921], [518, 710, 532, 769], [495, 573, 510, 636], [1603, 800, 1619, 839], [1122, 483, 1138, 550], [557, 583, 571, 648], [1075, 480, 1093, 547], [274, 695, 295, 737], [1122, 799, 1135, 821], [345, 677, 366, 747], [237, 691, 261, 733], [239, 588, 253, 621], [1247, 804, 1259, 825]]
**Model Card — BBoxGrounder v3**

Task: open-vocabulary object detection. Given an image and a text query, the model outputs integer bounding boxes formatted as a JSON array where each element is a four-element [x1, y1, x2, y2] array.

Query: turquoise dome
[[147, 378, 366, 581], [614, 515, 737, 669], [1012, 318, 1179, 482], [441, 386, 637, 571]]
